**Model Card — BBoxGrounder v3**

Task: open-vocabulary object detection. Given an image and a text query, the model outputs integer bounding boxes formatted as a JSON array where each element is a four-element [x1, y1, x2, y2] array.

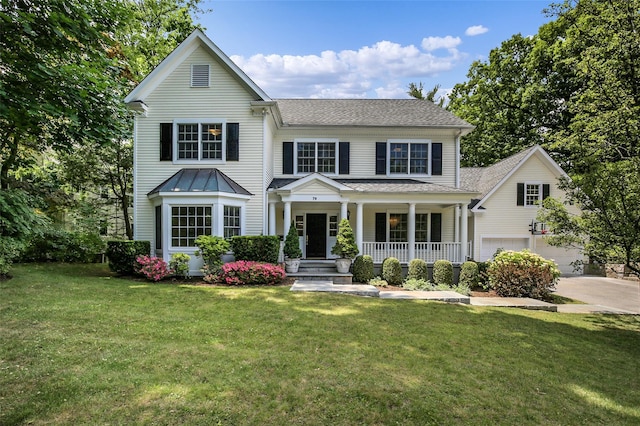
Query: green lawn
[[1, 264, 639, 425]]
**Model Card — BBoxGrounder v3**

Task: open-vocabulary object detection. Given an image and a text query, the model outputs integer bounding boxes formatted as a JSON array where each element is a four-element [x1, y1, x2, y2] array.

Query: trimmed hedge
[[230, 235, 280, 264], [106, 240, 151, 275], [459, 261, 479, 288], [433, 259, 453, 286], [353, 255, 374, 283], [382, 257, 403, 286], [212, 260, 285, 286], [407, 258, 428, 281]]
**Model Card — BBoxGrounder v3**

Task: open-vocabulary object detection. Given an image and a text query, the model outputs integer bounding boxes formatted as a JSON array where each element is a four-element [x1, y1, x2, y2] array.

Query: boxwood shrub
[[230, 235, 280, 264], [353, 255, 374, 283], [382, 257, 403, 286], [458, 261, 479, 288], [433, 259, 453, 286], [407, 258, 428, 281], [106, 240, 151, 275]]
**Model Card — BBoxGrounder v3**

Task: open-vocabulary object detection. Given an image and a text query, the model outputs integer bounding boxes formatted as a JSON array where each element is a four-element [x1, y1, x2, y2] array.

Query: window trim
[[293, 138, 339, 176], [524, 181, 543, 207], [173, 119, 227, 164], [387, 139, 432, 176], [380, 211, 438, 242]]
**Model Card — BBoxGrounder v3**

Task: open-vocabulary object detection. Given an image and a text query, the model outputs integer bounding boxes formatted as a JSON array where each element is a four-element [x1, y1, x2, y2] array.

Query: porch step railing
[[362, 241, 472, 264]]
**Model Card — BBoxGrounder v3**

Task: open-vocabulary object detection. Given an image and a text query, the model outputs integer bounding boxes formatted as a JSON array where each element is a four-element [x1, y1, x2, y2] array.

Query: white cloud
[[421, 36, 462, 51], [231, 39, 465, 98], [465, 25, 489, 36]]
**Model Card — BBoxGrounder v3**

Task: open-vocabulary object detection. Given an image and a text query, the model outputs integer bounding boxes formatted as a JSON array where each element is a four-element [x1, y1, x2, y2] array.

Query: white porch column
[[283, 201, 292, 236], [356, 202, 363, 255], [269, 201, 276, 235], [460, 203, 468, 262], [408, 203, 416, 261], [340, 202, 348, 221], [454, 205, 460, 244]]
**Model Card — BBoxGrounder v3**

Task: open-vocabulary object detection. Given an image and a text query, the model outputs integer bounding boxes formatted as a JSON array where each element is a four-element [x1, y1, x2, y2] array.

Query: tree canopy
[[447, 0, 640, 272]]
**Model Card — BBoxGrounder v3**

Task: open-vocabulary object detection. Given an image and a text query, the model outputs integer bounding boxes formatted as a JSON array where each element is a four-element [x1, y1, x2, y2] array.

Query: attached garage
[[479, 237, 529, 262], [534, 237, 583, 275]]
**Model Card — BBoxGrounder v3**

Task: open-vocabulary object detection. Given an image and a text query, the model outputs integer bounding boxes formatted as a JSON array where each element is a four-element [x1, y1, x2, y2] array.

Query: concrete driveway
[[555, 276, 640, 314]]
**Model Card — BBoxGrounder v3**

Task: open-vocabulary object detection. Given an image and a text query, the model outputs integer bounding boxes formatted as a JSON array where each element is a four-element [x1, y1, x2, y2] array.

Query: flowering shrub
[[209, 260, 285, 286], [488, 250, 560, 300], [134, 255, 172, 282]]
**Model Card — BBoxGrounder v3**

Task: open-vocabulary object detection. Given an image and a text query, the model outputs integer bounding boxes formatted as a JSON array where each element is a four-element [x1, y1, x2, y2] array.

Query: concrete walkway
[[291, 277, 640, 314]]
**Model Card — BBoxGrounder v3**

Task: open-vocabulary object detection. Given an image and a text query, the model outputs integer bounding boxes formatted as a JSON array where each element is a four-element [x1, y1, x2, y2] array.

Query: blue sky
[[197, 1, 553, 99]]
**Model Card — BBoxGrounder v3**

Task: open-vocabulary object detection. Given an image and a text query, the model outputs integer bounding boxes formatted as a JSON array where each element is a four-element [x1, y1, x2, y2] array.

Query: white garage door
[[480, 238, 529, 262], [535, 238, 583, 275]]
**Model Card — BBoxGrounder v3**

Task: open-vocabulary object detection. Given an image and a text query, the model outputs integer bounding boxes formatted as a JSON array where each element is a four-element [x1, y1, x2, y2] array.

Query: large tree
[[541, 0, 640, 273], [57, 0, 208, 239], [0, 0, 130, 189], [448, 0, 640, 272]]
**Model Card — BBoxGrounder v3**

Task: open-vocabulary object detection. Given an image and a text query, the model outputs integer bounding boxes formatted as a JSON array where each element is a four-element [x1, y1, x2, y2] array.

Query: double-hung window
[[176, 120, 225, 162], [525, 183, 541, 207], [223, 206, 241, 239], [388, 140, 430, 175], [295, 139, 337, 174], [171, 206, 212, 247]]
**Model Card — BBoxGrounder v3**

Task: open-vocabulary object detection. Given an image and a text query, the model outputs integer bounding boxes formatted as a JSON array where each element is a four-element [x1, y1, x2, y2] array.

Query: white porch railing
[[362, 241, 472, 264]]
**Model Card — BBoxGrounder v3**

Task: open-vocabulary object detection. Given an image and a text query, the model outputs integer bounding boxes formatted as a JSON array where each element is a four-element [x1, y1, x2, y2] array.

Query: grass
[[1, 263, 639, 425]]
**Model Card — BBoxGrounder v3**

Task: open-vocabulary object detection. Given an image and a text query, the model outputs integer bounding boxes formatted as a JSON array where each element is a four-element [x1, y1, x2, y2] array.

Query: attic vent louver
[[191, 64, 209, 87]]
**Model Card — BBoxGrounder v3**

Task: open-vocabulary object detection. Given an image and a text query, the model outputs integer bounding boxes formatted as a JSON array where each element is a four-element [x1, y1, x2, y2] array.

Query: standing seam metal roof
[[147, 169, 253, 196]]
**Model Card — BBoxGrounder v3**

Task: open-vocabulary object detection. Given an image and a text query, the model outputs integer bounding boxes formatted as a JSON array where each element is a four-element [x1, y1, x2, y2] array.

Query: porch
[[362, 241, 472, 264]]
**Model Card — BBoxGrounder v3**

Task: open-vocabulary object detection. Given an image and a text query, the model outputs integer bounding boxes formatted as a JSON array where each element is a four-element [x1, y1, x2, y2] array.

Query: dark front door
[[306, 213, 327, 258]]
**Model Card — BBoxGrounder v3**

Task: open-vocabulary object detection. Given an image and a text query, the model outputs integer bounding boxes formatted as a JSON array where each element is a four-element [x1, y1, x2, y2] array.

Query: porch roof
[[148, 168, 252, 196], [268, 177, 474, 194]]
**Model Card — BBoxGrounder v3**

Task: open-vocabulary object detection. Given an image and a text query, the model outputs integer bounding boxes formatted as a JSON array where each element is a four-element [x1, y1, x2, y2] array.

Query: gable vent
[[191, 64, 210, 87]]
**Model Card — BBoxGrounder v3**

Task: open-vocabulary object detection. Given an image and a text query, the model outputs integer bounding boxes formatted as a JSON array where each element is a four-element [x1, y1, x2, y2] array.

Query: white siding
[[471, 152, 583, 273], [134, 46, 265, 243], [273, 128, 458, 187]]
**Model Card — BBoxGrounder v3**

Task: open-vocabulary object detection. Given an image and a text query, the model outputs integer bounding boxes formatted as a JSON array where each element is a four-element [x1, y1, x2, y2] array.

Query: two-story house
[[125, 30, 582, 275]]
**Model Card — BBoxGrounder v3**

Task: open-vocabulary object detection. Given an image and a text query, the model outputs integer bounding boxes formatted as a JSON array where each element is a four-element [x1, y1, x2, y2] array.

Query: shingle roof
[[268, 177, 473, 194], [148, 169, 252, 196], [275, 99, 474, 128], [460, 145, 538, 198]]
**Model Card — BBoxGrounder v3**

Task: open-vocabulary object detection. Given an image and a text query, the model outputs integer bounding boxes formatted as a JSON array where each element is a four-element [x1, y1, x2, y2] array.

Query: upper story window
[[174, 120, 226, 163], [525, 183, 541, 206], [386, 140, 432, 176], [517, 182, 550, 207], [295, 139, 338, 174]]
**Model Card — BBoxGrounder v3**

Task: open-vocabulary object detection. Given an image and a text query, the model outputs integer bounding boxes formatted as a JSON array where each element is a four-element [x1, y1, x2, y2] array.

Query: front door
[[306, 213, 327, 258]]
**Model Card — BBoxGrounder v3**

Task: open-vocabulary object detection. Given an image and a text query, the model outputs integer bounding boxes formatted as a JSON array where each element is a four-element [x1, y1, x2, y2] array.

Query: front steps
[[287, 260, 353, 284]]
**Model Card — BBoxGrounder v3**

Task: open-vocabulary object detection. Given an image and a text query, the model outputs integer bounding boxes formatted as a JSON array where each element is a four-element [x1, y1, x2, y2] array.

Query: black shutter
[[155, 205, 162, 250], [376, 142, 386, 175], [431, 143, 442, 175], [283, 142, 294, 174], [160, 123, 172, 161], [339, 142, 350, 174], [542, 184, 550, 200], [430, 213, 442, 242], [517, 183, 525, 206], [375, 213, 387, 242], [226, 123, 239, 161]]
